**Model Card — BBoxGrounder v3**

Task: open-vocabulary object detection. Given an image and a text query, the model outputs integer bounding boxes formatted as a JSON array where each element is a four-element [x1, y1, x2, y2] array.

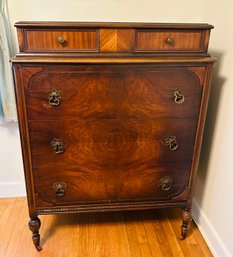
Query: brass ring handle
[[165, 136, 179, 151], [51, 138, 65, 154], [48, 89, 61, 106], [159, 176, 173, 191], [58, 36, 65, 44], [53, 182, 66, 197], [166, 37, 175, 45], [171, 89, 185, 104]]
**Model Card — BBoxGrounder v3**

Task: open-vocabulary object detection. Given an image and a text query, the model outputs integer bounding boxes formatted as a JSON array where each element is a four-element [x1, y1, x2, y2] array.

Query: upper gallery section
[[15, 22, 214, 57]]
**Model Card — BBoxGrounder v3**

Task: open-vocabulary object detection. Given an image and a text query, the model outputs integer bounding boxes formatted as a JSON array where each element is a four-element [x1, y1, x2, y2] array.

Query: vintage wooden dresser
[[12, 22, 215, 250]]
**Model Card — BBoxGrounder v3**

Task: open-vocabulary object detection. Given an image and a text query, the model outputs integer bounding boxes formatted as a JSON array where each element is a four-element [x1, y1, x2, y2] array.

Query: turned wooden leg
[[180, 208, 192, 240], [28, 217, 42, 251]]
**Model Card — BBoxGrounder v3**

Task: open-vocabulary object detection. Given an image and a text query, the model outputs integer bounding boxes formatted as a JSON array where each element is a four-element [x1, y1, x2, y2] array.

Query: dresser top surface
[[15, 21, 214, 29]]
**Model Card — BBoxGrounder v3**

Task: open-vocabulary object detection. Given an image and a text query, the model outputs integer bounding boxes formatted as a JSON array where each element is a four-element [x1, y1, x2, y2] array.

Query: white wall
[[1, 0, 233, 256], [0, 123, 25, 196]]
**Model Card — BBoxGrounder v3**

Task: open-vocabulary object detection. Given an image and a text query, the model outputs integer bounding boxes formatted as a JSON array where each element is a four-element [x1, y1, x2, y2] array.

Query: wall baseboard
[[192, 199, 232, 257], [0, 184, 231, 256], [0, 182, 26, 197]]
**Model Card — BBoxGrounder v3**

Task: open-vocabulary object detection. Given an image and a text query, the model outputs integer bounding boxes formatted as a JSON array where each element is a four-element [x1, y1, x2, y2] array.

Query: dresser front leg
[[180, 208, 192, 240], [28, 217, 42, 251]]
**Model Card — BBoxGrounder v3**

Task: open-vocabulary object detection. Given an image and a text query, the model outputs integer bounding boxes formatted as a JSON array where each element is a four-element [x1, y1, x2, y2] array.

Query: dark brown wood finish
[[28, 118, 197, 167], [20, 65, 202, 120], [12, 22, 216, 251]]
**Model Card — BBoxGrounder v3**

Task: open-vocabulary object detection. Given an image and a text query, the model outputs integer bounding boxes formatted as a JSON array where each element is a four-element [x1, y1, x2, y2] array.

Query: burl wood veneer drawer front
[[34, 163, 190, 206], [136, 30, 206, 52], [29, 118, 196, 167], [24, 29, 98, 52], [22, 66, 202, 120]]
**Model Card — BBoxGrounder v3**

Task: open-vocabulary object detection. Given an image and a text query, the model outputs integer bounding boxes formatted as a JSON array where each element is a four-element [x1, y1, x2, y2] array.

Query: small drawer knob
[[166, 37, 175, 45], [58, 36, 65, 44], [159, 176, 173, 191], [53, 182, 66, 197], [51, 138, 65, 154], [48, 89, 61, 106], [165, 136, 179, 151], [171, 89, 185, 104]]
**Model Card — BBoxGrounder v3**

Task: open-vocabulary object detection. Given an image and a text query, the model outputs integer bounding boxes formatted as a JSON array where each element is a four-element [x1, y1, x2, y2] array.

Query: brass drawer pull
[[166, 37, 175, 45], [51, 138, 64, 154], [171, 89, 185, 104], [53, 182, 66, 197], [159, 176, 173, 191], [58, 36, 66, 44], [48, 89, 61, 106], [165, 136, 178, 151]]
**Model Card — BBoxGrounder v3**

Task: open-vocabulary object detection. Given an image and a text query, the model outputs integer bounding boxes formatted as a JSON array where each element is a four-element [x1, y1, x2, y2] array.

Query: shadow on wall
[[193, 50, 225, 219]]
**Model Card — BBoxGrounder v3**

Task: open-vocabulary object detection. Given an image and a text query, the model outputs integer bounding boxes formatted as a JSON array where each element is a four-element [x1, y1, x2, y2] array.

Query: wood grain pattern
[[15, 22, 213, 54], [20, 65, 202, 120], [29, 118, 197, 167], [12, 22, 216, 249], [25, 29, 98, 52], [33, 162, 190, 205], [0, 198, 213, 257], [100, 29, 135, 52], [136, 30, 204, 52]]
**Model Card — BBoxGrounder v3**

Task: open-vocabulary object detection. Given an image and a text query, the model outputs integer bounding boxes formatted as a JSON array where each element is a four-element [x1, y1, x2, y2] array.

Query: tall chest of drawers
[[12, 22, 215, 250]]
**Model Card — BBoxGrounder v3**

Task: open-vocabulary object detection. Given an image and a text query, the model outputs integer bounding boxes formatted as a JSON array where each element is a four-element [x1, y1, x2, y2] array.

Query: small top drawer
[[136, 30, 207, 53], [23, 29, 98, 52]]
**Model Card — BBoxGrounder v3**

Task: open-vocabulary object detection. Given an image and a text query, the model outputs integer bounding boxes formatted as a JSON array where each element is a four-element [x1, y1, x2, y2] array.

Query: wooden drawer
[[34, 163, 190, 206], [22, 65, 202, 120], [24, 29, 98, 52], [136, 30, 205, 52], [29, 118, 197, 168]]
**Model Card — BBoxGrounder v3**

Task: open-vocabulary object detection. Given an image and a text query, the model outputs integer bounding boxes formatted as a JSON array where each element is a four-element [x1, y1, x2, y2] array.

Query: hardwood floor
[[0, 198, 213, 257]]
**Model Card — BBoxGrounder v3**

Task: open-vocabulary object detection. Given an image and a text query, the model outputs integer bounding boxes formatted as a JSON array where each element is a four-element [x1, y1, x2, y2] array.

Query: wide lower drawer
[[34, 163, 190, 206], [22, 65, 202, 119], [29, 118, 197, 167]]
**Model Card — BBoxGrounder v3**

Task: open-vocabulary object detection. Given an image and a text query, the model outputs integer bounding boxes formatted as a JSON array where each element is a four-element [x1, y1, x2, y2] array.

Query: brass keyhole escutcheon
[[48, 89, 61, 106], [171, 89, 185, 104], [165, 136, 179, 151]]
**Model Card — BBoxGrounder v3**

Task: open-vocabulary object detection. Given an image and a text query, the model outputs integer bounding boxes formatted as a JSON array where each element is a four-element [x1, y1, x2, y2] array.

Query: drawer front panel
[[23, 66, 202, 119], [25, 30, 98, 52], [34, 163, 190, 205], [136, 30, 204, 52], [29, 118, 197, 167]]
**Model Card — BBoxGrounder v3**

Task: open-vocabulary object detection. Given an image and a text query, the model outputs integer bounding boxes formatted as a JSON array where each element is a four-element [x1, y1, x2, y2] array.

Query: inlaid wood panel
[[24, 30, 98, 52], [100, 29, 135, 52], [21, 65, 202, 120], [34, 162, 190, 205], [29, 118, 197, 168], [136, 30, 204, 52]]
